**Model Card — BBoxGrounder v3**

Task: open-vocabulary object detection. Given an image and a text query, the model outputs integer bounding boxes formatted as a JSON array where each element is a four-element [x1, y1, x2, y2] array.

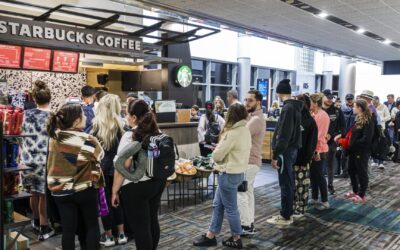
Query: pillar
[[237, 34, 252, 102], [338, 58, 356, 101]]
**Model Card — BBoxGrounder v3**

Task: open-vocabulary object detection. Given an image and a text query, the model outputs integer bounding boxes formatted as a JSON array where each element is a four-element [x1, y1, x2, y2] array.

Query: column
[[338, 58, 356, 101], [237, 34, 252, 101]]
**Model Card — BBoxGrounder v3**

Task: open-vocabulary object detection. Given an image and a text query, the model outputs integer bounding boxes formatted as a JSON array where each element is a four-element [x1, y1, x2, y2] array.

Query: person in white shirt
[[372, 96, 391, 169]]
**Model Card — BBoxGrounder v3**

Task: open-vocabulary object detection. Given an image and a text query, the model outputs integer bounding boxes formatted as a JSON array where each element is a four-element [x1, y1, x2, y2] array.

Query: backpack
[[145, 134, 177, 179], [204, 115, 221, 144], [371, 115, 389, 159]]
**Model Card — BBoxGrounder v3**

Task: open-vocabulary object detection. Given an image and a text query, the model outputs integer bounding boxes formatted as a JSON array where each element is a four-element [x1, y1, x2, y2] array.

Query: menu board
[[52, 51, 79, 73], [23, 47, 51, 70], [0, 45, 22, 69]]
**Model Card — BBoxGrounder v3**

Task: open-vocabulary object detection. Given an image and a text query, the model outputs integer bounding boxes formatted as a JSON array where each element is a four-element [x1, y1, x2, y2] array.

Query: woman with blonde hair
[[336, 99, 374, 203], [90, 94, 127, 247], [214, 98, 226, 118]]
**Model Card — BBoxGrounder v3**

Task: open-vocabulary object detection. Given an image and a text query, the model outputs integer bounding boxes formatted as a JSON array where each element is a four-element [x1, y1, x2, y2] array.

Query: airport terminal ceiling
[[129, 0, 400, 62]]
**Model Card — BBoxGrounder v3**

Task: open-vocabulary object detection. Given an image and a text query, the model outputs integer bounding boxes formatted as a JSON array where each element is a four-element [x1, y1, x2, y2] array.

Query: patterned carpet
[[155, 163, 400, 250], [29, 163, 400, 249]]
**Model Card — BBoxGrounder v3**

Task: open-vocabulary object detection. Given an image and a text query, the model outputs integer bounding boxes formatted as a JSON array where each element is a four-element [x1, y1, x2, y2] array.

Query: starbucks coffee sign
[[175, 65, 192, 87], [0, 16, 142, 56]]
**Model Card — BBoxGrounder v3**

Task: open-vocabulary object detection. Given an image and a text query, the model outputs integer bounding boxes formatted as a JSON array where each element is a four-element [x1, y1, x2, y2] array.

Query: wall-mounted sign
[[174, 65, 192, 87], [257, 79, 269, 100], [0, 44, 21, 69], [0, 16, 142, 55], [23, 47, 51, 71], [52, 50, 79, 73]]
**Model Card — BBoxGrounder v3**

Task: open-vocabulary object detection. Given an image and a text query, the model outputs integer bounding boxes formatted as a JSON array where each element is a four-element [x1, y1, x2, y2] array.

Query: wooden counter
[[158, 122, 199, 159]]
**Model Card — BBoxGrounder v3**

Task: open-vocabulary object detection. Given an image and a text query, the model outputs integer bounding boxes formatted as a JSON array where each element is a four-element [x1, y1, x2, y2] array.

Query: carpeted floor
[[29, 163, 400, 249]]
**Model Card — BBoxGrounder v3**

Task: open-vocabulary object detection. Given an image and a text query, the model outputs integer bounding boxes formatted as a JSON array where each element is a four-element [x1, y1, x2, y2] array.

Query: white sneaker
[[378, 164, 385, 170], [266, 215, 293, 225], [315, 202, 330, 210], [117, 233, 128, 245], [370, 163, 378, 167], [100, 234, 115, 247], [309, 199, 319, 205]]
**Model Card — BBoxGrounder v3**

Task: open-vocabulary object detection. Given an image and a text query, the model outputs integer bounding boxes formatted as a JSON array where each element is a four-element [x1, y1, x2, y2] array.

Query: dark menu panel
[[23, 47, 51, 70], [0, 45, 22, 68], [52, 51, 79, 73]]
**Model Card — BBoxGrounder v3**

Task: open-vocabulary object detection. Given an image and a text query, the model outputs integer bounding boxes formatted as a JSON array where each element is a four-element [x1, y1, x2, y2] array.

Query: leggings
[[54, 187, 100, 250], [348, 152, 369, 198], [101, 175, 124, 232], [120, 179, 166, 250], [310, 157, 328, 203]]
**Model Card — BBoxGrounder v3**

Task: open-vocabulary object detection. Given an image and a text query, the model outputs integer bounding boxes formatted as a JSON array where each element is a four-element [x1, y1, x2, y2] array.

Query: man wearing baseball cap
[[322, 89, 346, 195], [339, 93, 356, 178]]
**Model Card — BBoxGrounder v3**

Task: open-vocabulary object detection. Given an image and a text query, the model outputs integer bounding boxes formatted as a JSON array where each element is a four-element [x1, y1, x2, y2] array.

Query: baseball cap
[[345, 94, 354, 100], [322, 89, 334, 99]]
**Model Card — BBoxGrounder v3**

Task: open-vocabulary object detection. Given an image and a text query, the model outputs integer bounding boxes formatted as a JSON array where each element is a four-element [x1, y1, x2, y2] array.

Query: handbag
[[237, 171, 248, 192]]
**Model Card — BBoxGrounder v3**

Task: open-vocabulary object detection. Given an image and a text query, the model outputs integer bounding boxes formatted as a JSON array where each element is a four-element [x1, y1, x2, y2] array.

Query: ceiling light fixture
[[317, 12, 328, 18], [356, 28, 365, 34], [383, 39, 392, 45]]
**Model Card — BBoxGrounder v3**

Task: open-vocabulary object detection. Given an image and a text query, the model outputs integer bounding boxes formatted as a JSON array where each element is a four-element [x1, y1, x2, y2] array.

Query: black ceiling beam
[[129, 21, 165, 36], [156, 28, 200, 46], [33, 4, 63, 21], [89, 14, 120, 30]]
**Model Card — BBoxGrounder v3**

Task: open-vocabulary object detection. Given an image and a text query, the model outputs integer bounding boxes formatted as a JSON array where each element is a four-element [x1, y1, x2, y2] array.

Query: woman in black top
[[336, 99, 374, 203], [294, 94, 318, 215], [91, 94, 127, 247]]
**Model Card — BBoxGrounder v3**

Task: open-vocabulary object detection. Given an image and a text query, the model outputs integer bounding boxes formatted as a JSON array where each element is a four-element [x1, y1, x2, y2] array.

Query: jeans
[[310, 157, 328, 202], [348, 152, 369, 198], [209, 173, 244, 236], [341, 150, 349, 176], [237, 164, 259, 227], [120, 179, 166, 250], [54, 188, 100, 250], [277, 148, 297, 219]]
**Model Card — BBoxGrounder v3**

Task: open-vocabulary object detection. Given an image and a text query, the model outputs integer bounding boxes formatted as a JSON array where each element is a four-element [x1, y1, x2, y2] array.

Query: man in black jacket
[[322, 89, 346, 195], [293, 94, 318, 216], [267, 79, 303, 226]]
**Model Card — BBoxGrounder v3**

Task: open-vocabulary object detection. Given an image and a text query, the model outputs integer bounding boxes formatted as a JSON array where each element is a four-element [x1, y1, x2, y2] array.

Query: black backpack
[[204, 115, 221, 144], [371, 115, 389, 160], [145, 134, 177, 179]]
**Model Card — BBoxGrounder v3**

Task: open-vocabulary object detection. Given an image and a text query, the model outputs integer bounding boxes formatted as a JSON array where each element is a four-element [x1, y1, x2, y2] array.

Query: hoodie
[[295, 108, 318, 166], [272, 99, 303, 160]]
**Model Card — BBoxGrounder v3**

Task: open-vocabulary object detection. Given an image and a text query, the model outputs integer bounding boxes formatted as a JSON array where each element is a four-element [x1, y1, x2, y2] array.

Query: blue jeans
[[277, 148, 298, 219], [209, 173, 244, 236]]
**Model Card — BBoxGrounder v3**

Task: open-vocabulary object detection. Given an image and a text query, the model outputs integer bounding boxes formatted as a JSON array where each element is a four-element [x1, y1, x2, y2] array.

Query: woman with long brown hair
[[194, 103, 251, 249], [112, 100, 165, 250], [336, 99, 374, 203]]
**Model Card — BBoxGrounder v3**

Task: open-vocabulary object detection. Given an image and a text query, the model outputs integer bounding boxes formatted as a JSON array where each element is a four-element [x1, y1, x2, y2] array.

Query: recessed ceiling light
[[317, 12, 328, 18], [383, 39, 392, 45], [356, 28, 365, 34]]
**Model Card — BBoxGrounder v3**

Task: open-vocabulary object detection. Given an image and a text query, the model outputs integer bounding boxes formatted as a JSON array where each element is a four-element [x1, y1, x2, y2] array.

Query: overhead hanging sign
[[0, 16, 142, 55]]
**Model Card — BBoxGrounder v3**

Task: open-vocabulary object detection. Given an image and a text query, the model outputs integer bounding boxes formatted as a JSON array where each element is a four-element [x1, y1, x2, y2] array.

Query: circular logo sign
[[175, 65, 192, 87]]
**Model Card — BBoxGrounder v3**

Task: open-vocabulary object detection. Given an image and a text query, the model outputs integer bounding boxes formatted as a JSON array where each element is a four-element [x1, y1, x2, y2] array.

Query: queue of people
[[17, 78, 388, 250]]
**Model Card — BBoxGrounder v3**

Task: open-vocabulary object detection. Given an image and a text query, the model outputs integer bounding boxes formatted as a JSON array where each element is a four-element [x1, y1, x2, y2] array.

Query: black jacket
[[323, 105, 346, 143], [272, 99, 303, 160], [348, 119, 374, 154], [295, 108, 318, 166]]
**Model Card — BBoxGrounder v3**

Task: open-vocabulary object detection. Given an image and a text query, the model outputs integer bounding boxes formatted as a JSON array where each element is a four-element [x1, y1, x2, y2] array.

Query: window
[[211, 62, 233, 85], [258, 68, 270, 79], [193, 84, 207, 107], [192, 59, 206, 83], [299, 49, 315, 72], [211, 86, 231, 105]]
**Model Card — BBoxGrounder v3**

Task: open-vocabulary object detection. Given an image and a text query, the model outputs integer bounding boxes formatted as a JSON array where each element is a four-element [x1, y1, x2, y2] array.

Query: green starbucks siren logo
[[175, 65, 192, 87]]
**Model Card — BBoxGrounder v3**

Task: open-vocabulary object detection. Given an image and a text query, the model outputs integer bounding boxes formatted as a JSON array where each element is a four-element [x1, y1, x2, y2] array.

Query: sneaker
[[349, 195, 366, 203], [328, 185, 336, 195], [100, 234, 116, 247], [378, 164, 385, 170], [344, 192, 357, 198], [117, 233, 127, 245], [292, 211, 304, 219], [193, 234, 217, 247], [38, 226, 55, 241], [266, 215, 293, 226], [241, 225, 256, 236], [315, 202, 330, 210], [370, 162, 378, 167], [309, 199, 319, 205], [31, 220, 39, 232], [222, 237, 243, 249]]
